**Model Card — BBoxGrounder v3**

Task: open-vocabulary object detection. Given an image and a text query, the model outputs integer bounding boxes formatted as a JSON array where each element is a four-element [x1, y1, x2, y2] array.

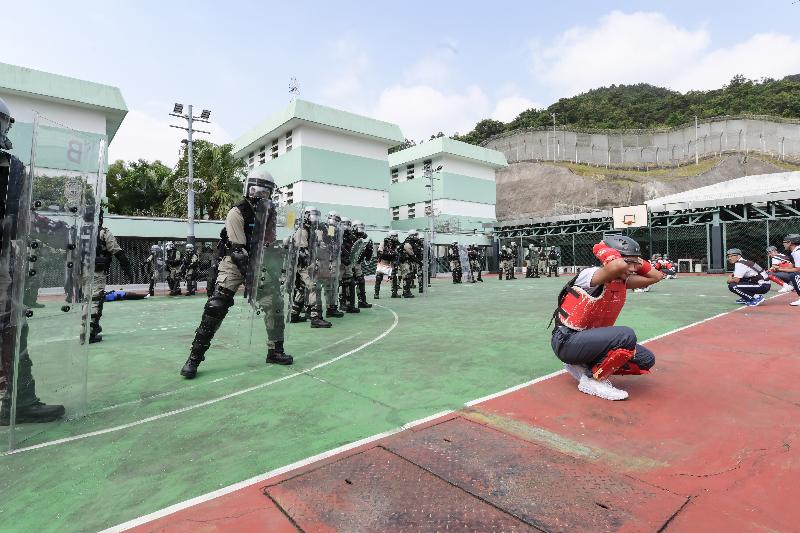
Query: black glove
[[298, 247, 310, 268], [116, 252, 134, 283], [230, 245, 249, 277]]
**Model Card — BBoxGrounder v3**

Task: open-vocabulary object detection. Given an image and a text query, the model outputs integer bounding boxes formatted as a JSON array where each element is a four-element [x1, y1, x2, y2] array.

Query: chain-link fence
[[498, 217, 800, 273]]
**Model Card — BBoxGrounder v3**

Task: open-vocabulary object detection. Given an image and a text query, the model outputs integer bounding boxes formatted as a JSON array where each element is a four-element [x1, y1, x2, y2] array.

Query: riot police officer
[[290, 206, 331, 328], [352, 220, 373, 308], [498, 245, 512, 280], [374, 230, 400, 299], [338, 217, 360, 313], [165, 241, 182, 296], [180, 243, 200, 296], [398, 231, 421, 298], [181, 168, 292, 379], [508, 242, 519, 279], [323, 211, 344, 318], [525, 244, 538, 278], [89, 209, 134, 342], [0, 96, 65, 423], [447, 242, 462, 283], [548, 246, 560, 277], [143, 244, 165, 296], [467, 244, 483, 282]]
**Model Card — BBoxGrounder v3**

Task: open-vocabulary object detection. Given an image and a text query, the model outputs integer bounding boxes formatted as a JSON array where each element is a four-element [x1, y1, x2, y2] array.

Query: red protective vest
[[557, 278, 627, 330]]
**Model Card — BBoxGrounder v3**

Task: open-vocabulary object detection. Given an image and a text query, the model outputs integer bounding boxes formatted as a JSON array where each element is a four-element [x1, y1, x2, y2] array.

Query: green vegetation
[[554, 156, 723, 180], [455, 75, 800, 145], [107, 140, 245, 219]]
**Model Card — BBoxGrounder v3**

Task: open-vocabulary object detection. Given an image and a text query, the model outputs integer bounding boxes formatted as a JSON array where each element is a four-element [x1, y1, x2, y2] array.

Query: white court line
[[94, 333, 361, 415], [106, 293, 773, 532], [2, 307, 399, 457]]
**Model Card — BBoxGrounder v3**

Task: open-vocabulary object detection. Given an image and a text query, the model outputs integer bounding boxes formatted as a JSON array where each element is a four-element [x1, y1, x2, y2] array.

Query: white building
[[234, 99, 404, 229]]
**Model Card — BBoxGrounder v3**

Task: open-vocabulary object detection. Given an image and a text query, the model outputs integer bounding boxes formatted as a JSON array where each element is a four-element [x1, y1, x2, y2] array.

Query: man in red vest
[[550, 235, 664, 400]]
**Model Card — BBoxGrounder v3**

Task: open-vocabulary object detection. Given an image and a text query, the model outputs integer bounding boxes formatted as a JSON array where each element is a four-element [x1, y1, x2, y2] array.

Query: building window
[[391, 167, 399, 184], [258, 145, 266, 164], [271, 139, 279, 159], [406, 164, 415, 180], [424, 201, 432, 216], [285, 130, 292, 152], [248, 151, 255, 166], [423, 159, 432, 170], [407, 203, 415, 219], [392, 207, 399, 221]]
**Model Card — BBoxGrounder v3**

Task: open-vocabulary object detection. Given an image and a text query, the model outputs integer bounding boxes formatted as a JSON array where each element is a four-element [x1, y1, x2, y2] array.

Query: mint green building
[[0, 62, 127, 165], [234, 99, 404, 229], [387, 137, 507, 235]]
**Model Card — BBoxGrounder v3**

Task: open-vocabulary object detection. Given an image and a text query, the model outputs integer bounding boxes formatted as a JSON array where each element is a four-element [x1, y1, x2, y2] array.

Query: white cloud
[[533, 10, 800, 96], [108, 108, 231, 167], [491, 96, 541, 122], [372, 85, 490, 141], [404, 43, 458, 86], [320, 38, 369, 102], [532, 11, 709, 95], [671, 33, 800, 91]]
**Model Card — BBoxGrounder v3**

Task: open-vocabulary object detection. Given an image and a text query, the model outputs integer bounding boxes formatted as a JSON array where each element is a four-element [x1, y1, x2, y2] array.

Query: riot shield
[[242, 200, 295, 351], [458, 245, 474, 283], [417, 237, 430, 295], [1, 115, 104, 449], [350, 238, 367, 266]]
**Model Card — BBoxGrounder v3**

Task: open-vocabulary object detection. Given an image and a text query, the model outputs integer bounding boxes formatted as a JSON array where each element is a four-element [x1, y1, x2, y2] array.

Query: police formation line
[[4, 95, 800, 426]]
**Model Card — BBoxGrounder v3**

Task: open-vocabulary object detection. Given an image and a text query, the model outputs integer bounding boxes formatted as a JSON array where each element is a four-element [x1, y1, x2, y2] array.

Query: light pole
[[169, 104, 211, 245], [424, 162, 443, 276], [551, 112, 557, 162], [694, 115, 699, 165]]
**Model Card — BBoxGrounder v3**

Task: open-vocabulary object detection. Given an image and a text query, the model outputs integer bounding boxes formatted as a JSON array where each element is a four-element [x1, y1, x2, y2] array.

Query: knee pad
[[204, 287, 235, 319], [592, 347, 635, 380]]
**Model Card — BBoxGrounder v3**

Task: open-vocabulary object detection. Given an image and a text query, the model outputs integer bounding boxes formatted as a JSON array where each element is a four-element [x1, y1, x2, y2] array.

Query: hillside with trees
[[455, 75, 800, 145]]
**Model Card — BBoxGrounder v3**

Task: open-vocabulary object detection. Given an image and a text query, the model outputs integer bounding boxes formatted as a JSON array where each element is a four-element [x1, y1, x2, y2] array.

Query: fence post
[[666, 225, 670, 258], [572, 234, 576, 272]]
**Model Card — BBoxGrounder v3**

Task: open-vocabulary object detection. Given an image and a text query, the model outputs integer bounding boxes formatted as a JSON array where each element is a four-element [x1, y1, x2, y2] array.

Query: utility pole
[[695, 115, 699, 165], [169, 104, 211, 245], [552, 113, 557, 162], [425, 163, 443, 277]]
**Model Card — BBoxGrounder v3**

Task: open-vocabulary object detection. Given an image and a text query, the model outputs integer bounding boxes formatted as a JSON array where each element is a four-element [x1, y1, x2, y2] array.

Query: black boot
[[402, 277, 415, 298], [357, 278, 373, 308], [0, 401, 65, 425], [289, 314, 307, 323], [326, 306, 344, 318], [180, 353, 204, 379], [310, 309, 332, 328], [181, 287, 233, 378], [89, 314, 102, 343], [267, 341, 293, 365]]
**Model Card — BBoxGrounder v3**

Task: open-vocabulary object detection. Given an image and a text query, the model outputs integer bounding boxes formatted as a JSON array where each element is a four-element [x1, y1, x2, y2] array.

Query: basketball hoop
[[622, 214, 636, 226]]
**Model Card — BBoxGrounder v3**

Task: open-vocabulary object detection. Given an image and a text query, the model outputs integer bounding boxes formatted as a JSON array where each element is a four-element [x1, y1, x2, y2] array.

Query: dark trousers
[[551, 325, 655, 370], [772, 271, 800, 294], [727, 282, 770, 300]]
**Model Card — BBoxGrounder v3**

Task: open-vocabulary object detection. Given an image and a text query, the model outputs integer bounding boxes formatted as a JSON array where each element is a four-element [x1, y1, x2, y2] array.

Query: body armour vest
[[557, 278, 627, 331]]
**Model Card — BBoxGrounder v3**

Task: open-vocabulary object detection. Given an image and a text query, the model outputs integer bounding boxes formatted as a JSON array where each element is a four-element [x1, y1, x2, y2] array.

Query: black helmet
[[602, 235, 641, 257], [0, 96, 14, 150]]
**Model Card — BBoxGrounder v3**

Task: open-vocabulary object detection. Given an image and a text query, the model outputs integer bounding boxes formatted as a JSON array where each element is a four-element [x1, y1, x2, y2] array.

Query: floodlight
[[173, 103, 184, 114], [200, 109, 211, 120]]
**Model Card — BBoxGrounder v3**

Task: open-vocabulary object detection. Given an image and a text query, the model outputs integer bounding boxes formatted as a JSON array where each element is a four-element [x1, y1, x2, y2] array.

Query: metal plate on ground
[[265, 446, 530, 531], [385, 417, 687, 533]]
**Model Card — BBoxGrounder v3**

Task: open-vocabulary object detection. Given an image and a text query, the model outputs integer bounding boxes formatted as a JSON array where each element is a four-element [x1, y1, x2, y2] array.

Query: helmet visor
[[247, 184, 272, 200]]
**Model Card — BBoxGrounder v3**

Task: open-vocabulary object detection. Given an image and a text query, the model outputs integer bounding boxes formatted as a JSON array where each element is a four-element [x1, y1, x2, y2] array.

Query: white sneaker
[[564, 363, 587, 382], [578, 374, 629, 400], [779, 284, 793, 293], [790, 298, 800, 306]]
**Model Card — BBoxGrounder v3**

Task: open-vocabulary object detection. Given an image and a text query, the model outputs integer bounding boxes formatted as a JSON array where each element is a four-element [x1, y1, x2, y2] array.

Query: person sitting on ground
[[768, 235, 800, 305], [103, 290, 149, 302], [550, 235, 664, 401], [726, 248, 770, 307], [766, 245, 794, 293]]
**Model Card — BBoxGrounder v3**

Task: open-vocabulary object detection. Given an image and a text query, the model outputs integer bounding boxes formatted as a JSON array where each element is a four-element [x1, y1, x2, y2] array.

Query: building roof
[[0, 62, 128, 141], [646, 171, 800, 212], [234, 99, 404, 156], [389, 137, 507, 169]]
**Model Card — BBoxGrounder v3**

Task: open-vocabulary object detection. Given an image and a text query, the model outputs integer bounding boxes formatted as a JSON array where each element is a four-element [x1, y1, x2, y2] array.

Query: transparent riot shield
[[415, 237, 429, 295], [1, 115, 104, 450], [242, 200, 296, 351], [324, 224, 343, 311], [458, 245, 474, 283]]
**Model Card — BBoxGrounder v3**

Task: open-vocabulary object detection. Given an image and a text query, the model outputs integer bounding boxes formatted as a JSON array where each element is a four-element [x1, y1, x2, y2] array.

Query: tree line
[[454, 74, 800, 146], [107, 140, 246, 220]]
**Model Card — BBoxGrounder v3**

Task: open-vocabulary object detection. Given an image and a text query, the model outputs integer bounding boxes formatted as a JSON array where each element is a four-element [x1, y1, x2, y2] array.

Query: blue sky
[[4, 1, 800, 165]]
